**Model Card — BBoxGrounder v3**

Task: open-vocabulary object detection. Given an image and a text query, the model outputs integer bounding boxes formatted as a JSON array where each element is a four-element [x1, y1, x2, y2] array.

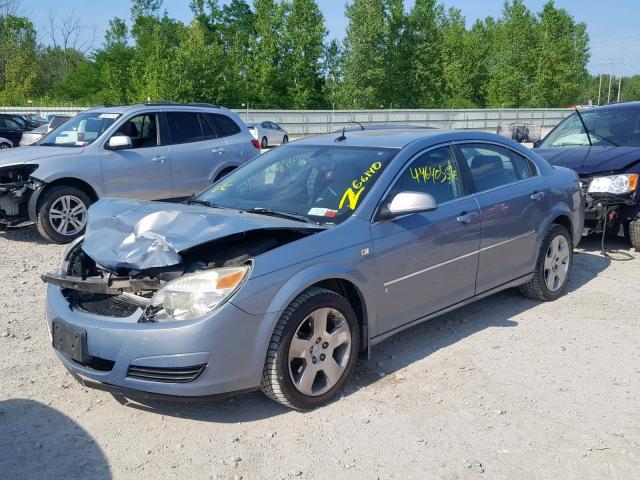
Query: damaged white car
[[0, 103, 259, 243]]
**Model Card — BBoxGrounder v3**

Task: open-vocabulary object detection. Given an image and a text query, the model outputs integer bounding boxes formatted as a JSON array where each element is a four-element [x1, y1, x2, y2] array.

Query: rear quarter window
[[206, 114, 241, 137]]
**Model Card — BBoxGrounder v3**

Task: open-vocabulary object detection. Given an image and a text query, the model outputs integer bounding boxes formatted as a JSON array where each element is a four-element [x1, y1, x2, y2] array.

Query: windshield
[[197, 144, 397, 224], [39, 112, 121, 147], [540, 107, 640, 148]]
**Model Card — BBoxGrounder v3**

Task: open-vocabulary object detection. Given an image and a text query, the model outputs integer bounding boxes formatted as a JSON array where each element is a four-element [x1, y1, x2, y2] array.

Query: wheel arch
[[253, 265, 375, 362], [311, 278, 369, 357], [28, 177, 99, 222]]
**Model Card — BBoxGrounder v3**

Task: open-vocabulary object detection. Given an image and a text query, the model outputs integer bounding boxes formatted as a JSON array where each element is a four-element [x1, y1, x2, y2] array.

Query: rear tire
[[260, 287, 359, 410], [36, 186, 92, 244], [261, 137, 268, 149], [625, 219, 640, 251], [519, 224, 573, 301], [283, 135, 289, 144]]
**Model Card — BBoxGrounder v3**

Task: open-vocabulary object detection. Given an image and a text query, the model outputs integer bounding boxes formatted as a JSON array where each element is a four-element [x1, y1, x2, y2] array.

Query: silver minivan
[[0, 103, 260, 243]]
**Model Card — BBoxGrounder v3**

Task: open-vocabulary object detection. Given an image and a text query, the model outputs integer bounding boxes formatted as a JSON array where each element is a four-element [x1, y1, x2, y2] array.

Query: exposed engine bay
[[0, 165, 40, 230], [42, 228, 317, 322]]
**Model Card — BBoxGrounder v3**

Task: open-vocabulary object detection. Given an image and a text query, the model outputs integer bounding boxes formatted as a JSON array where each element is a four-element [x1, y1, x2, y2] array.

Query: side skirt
[[369, 273, 534, 347]]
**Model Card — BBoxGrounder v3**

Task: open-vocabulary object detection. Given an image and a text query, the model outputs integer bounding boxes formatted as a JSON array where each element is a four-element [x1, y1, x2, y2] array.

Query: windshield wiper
[[573, 108, 619, 147], [185, 198, 230, 210], [243, 207, 316, 224], [574, 108, 592, 147]]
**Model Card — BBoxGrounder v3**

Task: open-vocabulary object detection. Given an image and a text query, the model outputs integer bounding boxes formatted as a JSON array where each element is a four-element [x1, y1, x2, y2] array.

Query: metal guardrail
[[1, 106, 572, 136]]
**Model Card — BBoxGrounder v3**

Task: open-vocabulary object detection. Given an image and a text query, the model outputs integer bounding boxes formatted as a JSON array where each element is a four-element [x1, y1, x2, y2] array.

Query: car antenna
[[335, 127, 347, 143], [349, 120, 365, 130], [574, 107, 592, 147]]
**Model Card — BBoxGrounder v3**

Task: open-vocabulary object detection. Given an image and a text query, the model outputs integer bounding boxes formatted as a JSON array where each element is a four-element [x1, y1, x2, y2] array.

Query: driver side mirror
[[378, 191, 438, 220], [107, 135, 132, 150]]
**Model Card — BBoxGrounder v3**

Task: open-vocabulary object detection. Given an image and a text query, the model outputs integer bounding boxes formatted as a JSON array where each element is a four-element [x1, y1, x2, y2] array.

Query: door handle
[[530, 191, 546, 201], [152, 156, 167, 164], [212, 147, 225, 155], [456, 211, 477, 224]]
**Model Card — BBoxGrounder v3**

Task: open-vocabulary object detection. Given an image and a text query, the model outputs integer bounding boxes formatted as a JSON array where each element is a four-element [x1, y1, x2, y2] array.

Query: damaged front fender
[[0, 164, 40, 229]]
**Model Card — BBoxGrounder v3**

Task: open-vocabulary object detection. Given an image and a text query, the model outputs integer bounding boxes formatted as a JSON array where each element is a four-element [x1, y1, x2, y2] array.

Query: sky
[[22, 0, 640, 76]]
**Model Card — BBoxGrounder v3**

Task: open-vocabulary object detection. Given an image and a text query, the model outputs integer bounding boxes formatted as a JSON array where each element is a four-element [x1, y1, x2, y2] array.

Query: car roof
[[587, 101, 640, 112], [83, 103, 231, 115], [293, 128, 516, 149]]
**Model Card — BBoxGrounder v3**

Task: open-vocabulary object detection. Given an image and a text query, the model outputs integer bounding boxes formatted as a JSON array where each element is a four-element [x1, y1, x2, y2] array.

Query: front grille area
[[63, 290, 145, 318], [127, 364, 207, 383]]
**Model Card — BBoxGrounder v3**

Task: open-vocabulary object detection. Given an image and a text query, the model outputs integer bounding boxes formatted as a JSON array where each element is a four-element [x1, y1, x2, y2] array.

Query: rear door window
[[458, 144, 520, 192], [166, 112, 205, 144]]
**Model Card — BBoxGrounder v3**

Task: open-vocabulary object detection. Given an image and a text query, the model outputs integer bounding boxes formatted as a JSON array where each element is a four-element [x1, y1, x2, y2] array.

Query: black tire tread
[[519, 223, 571, 301], [628, 219, 640, 251], [260, 287, 339, 409]]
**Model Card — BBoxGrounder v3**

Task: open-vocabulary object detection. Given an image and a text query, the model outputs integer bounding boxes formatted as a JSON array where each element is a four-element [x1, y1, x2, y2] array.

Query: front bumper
[[45, 285, 269, 398]]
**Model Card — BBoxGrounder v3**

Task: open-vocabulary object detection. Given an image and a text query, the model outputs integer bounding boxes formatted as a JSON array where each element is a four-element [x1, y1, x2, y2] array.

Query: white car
[[246, 121, 289, 148]]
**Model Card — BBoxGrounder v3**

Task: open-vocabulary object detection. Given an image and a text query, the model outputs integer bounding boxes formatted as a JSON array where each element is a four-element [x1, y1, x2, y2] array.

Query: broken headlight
[[588, 174, 638, 195], [148, 266, 250, 322]]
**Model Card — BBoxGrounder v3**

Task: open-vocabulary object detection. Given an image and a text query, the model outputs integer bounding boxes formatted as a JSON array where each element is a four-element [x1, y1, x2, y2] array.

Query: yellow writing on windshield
[[339, 161, 382, 210], [211, 182, 232, 192], [410, 164, 458, 184]]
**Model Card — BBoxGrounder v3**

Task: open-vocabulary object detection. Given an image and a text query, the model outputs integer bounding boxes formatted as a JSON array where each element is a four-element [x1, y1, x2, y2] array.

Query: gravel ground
[[1, 226, 639, 480]]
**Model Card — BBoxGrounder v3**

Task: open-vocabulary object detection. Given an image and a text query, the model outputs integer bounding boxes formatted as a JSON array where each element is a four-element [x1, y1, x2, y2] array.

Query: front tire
[[282, 135, 289, 144], [36, 186, 92, 244], [625, 219, 640, 251], [261, 136, 268, 149], [519, 224, 573, 301], [260, 287, 359, 410]]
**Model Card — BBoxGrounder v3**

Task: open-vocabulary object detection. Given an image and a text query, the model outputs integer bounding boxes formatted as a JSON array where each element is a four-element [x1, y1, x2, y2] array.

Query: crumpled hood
[[536, 146, 640, 176], [0, 146, 84, 169], [82, 198, 316, 272]]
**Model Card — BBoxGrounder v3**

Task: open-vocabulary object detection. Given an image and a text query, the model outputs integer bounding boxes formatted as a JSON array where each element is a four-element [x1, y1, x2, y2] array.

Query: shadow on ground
[[0, 399, 111, 479], [0, 225, 51, 245], [114, 239, 616, 422]]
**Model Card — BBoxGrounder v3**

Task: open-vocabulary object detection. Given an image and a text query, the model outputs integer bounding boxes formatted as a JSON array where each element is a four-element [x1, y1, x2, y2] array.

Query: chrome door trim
[[383, 229, 536, 287]]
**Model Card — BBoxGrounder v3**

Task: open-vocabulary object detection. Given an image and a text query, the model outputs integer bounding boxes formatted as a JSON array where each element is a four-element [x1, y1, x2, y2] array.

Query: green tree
[[486, 0, 538, 108], [0, 15, 38, 103], [340, 0, 387, 108], [281, 0, 326, 108], [531, 0, 589, 107], [94, 17, 134, 104], [250, 0, 287, 108], [406, 0, 445, 108]]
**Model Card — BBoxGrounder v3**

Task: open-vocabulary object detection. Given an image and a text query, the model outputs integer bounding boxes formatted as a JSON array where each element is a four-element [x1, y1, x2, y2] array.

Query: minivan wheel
[[282, 135, 289, 144], [260, 287, 359, 410], [36, 186, 92, 244], [261, 136, 268, 149], [519, 224, 573, 301], [0, 142, 11, 149], [625, 219, 640, 251]]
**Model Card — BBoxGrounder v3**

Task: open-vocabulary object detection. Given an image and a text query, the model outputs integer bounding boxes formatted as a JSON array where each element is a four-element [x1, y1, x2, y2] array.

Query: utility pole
[[597, 75, 602, 106], [617, 77, 622, 102], [607, 74, 612, 104]]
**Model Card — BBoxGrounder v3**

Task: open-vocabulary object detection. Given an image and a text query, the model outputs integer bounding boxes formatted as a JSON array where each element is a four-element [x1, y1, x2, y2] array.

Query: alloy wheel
[[288, 307, 352, 396], [544, 234, 570, 292], [49, 195, 87, 236]]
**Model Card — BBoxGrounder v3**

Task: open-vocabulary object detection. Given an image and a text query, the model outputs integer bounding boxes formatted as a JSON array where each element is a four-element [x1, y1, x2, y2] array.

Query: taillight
[[251, 139, 261, 150]]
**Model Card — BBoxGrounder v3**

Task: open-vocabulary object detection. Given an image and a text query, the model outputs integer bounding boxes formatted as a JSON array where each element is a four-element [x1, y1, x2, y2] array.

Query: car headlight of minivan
[[588, 174, 639, 194], [148, 266, 250, 322]]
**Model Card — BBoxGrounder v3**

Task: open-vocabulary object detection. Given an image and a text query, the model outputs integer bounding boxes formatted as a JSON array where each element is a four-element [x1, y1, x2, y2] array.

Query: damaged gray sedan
[[43, 129, 583, 409]]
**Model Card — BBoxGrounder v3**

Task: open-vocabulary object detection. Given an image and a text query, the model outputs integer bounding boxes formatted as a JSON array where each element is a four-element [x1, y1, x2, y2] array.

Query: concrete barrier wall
[[1, 106, 572, 136]]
